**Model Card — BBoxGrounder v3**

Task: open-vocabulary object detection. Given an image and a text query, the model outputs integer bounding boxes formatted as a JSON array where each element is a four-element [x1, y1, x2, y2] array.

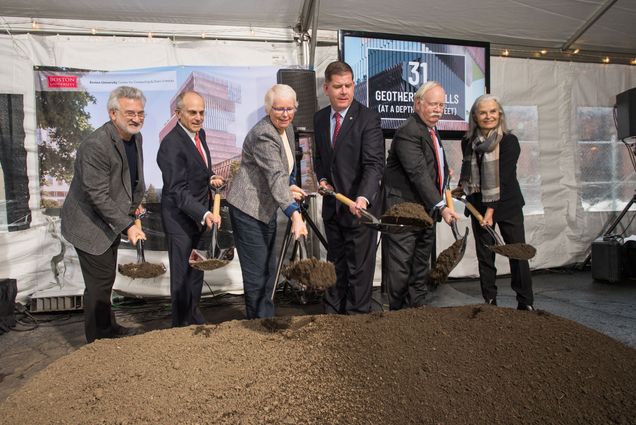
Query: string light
[[6, 19, 635, 65]]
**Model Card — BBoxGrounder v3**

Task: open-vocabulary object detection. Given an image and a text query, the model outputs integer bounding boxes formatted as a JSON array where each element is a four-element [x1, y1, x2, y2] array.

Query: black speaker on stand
[[276, 69, 318, 132], [616, 87, 636, 140], [273, 69, 327, 303], [583, 87, 636, 275]]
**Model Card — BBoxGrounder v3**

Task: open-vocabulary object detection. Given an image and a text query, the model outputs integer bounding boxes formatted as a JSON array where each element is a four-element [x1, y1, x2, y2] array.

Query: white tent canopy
[[0, 1, 635, 303], [1, 0, 636, 61]]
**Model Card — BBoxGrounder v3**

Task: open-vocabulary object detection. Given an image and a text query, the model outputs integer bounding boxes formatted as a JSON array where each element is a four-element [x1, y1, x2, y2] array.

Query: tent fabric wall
[[0, 34, 635, 303]]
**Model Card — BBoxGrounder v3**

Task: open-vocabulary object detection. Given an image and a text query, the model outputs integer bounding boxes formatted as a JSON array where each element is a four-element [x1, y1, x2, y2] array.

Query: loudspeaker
[[616, 87, 636, 140], [591, 237, 623, 283], [0, 279, 17, 334], [277, 69, 317, 132]]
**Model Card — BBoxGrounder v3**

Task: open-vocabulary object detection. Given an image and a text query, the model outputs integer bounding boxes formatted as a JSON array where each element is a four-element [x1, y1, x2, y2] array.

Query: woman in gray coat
[[226, 84, 308, 319]]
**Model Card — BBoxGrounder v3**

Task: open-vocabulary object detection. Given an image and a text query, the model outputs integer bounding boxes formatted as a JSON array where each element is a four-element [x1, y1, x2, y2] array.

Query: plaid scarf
[[461, 128, 503, 202]]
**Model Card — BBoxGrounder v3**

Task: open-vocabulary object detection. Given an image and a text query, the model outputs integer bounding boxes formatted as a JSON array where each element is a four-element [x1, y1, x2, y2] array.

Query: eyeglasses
[[121, 110, 146, 119], [271, 107, 297, 114]]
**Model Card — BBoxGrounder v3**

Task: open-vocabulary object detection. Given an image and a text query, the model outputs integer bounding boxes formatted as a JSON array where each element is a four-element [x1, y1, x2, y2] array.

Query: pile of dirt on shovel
[[382, 202, 433, 226], [429, 237, 466, 285], [118, 262, 166, 278], [282, 257, 337, 291], [1, 306, 635, 425], [489, 242, 537, 260]]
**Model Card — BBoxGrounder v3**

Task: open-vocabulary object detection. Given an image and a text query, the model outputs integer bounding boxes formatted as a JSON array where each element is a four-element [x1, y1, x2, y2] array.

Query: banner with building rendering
[[34, 65, 282, 209]]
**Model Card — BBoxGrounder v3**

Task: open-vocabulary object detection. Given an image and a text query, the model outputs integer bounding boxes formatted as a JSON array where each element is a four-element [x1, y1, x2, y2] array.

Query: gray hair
[[413, 81, 443, 107], [107, 86, 146, 112], [466, 94, 509, 140], [264, 84, 298, 113], [175, 91, 204, 111]]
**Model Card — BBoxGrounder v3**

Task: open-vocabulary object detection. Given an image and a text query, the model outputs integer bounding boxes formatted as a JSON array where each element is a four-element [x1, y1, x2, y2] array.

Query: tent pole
[[561, 0, 617, 51], [308, 0, 320, 69], [297, 0, 320, 69]]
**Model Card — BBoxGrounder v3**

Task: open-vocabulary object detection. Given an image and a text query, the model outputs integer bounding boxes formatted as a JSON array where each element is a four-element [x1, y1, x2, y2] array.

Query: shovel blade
[[428, 226, 469, 286], [189, 249, 231, 271], [487, 243, 536, 260]]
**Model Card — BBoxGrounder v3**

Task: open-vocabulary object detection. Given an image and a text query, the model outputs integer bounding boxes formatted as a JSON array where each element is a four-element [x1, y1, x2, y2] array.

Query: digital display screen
[[340, 30, 490, 139]]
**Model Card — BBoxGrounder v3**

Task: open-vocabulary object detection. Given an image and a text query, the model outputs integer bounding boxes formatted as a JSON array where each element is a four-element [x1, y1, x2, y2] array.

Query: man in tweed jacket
[[61, 86, 146, 343]]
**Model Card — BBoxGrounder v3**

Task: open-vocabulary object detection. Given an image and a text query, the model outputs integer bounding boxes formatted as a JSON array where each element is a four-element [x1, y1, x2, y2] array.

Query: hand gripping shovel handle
[[209, 190, 222, 258], [320, 188, 378, 224], [134, 216, 146, 263], [455, 196, 505, 246], [444, 188, 462, 240]]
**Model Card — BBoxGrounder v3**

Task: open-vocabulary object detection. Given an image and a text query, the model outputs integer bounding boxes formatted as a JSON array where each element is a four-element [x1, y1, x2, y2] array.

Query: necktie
[[332, 112, 341, 147], [194, 132, 207, 166], [429, 127, 443, 194]]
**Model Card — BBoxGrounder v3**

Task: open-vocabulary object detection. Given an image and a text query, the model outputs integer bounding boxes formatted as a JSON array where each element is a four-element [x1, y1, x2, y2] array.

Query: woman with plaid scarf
[[457, 94, 534, 311]]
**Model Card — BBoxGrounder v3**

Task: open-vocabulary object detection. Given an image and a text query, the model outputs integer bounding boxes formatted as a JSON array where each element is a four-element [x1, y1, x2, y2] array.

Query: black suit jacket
[[157, 123, 213, 236], [460, 132, 525, 221], [313, 100, 385, 226], [383, 113, 449, 216]]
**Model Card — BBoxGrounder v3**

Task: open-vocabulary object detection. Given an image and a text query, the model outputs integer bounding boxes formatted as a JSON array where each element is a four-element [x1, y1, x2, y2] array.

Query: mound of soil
[[1, 306, 634, 424]]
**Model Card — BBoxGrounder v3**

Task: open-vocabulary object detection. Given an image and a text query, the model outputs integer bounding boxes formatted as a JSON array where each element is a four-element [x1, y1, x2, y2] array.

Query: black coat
[[383, 113, 449, 216], [313, 100, 385, 226], [460, 132, 525, 220], [157, 124, 213, 236]]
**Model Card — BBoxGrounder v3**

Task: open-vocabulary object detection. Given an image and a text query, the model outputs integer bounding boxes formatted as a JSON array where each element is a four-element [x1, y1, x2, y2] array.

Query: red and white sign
[[47, 75, 78, 88]]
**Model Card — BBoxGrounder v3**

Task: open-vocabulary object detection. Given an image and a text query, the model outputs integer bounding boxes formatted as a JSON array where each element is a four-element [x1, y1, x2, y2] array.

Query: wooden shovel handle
[[334, 192, 357, 208], [463, 201, 485, 224], [444, 189, 456, 213], [212, 192, 221, 216]]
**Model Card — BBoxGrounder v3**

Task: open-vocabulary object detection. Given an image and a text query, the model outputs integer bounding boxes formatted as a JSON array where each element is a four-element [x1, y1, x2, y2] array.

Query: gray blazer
[[61, 121, 145, 255], [226, 115, 296, 223]]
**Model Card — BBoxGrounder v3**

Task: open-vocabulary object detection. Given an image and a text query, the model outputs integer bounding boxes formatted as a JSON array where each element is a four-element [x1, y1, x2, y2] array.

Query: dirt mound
[[1, 306, 634, 424]]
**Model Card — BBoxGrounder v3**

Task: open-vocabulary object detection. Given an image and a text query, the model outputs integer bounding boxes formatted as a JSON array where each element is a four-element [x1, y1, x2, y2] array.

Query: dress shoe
[[485, 298, 497, 306], [517, 303, 535, 311]]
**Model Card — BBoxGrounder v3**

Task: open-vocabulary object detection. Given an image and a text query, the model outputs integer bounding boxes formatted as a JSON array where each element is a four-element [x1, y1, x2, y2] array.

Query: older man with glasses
[[157, 90, 225, 327], [61, 85, 147, 343]]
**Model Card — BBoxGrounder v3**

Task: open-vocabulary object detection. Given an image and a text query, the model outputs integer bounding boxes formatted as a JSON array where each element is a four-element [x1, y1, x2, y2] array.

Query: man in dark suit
[[313, 61, 385, 314], [61, 86, 147, 343], [157, 91, 223, 327], [382, 81, 461, 310]]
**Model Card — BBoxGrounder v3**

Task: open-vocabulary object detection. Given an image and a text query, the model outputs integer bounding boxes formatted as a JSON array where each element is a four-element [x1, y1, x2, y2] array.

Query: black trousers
[[383, 223, 436, 310], [166, 232, 206, 327], [76, 239, 120, 343], [471, 207, 533, 305], [323, 219, 378, 314]]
